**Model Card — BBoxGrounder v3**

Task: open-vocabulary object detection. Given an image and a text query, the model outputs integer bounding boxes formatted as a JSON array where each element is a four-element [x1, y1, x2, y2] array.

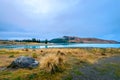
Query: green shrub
[[9, 54, 15, 58], [24, 54, 29, 57], [32, 53, 37, 58], [14, 77, 22, 80], [28, 73, 37, 80], [3, 78, 9, 80]]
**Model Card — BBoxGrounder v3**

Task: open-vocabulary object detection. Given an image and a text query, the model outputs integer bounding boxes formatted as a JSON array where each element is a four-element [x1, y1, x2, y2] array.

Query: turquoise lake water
[[0, 43, 120, 49]]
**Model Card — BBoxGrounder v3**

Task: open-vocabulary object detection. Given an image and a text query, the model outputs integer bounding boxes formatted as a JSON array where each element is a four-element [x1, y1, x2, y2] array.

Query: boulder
[[8, 56, 39, 68]]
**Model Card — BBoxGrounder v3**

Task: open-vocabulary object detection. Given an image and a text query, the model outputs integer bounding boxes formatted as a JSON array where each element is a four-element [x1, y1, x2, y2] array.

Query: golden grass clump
[[0, 49, 9, 54], [57, 50, 66, 56], [9, 54, 15, 58], [40, 52, 66, 74], [25, 48, 29, 51], [32, 53, 38, 58]]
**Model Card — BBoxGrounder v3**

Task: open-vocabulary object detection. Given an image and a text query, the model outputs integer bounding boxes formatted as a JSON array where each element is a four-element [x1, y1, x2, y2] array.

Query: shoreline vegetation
[[0, 48, 120, 80], [0, 36, 119, 46]]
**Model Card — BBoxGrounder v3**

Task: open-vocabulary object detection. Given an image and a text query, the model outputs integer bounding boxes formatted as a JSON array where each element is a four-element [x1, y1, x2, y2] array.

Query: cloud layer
[[0, 0, 120, 41]]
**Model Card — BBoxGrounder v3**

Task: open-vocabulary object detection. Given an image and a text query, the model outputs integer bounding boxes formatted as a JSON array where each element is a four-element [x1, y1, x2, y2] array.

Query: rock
[[0, 67, 7, 71], [8, 56, 39, 68]]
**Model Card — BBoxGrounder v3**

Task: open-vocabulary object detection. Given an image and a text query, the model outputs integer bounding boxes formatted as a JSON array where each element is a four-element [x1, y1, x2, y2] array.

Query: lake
[[0, 43, 120, 49]]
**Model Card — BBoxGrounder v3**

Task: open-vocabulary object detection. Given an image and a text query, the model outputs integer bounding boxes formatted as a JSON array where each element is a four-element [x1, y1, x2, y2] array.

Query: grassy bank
[[0, 48, 120, 80], [0, 41, 55, 46]]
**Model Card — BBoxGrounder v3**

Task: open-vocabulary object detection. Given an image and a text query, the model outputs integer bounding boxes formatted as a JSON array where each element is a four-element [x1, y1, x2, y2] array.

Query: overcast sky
[[0, 0, 120, 41]]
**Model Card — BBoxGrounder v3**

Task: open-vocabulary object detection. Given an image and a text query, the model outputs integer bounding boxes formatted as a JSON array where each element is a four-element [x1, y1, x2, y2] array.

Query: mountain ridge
[[50, 36, 119, 44]]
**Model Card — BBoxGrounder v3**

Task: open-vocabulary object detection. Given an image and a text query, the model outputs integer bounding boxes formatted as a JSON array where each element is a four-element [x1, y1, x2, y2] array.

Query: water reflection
[[45, 45, 48, 48], [0, 43, 120, 49], [32, 46, 37, 49]]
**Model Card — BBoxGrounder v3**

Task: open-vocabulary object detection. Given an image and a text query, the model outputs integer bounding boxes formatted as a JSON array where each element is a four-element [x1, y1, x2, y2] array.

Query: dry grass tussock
[[66, 48, 116, 64], [40, 51, 66, 74]]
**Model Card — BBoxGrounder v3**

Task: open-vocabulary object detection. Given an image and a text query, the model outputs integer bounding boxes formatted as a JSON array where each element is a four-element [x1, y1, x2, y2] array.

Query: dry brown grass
[[40, 52, 66, 74], [0, 48, 118, 67], [0, 48, 120, 80], [0, 48, 119, 67]]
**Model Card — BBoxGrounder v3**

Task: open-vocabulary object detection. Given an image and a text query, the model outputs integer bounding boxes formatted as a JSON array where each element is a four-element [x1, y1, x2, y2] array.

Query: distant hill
[[50, 36, 119, 44]]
